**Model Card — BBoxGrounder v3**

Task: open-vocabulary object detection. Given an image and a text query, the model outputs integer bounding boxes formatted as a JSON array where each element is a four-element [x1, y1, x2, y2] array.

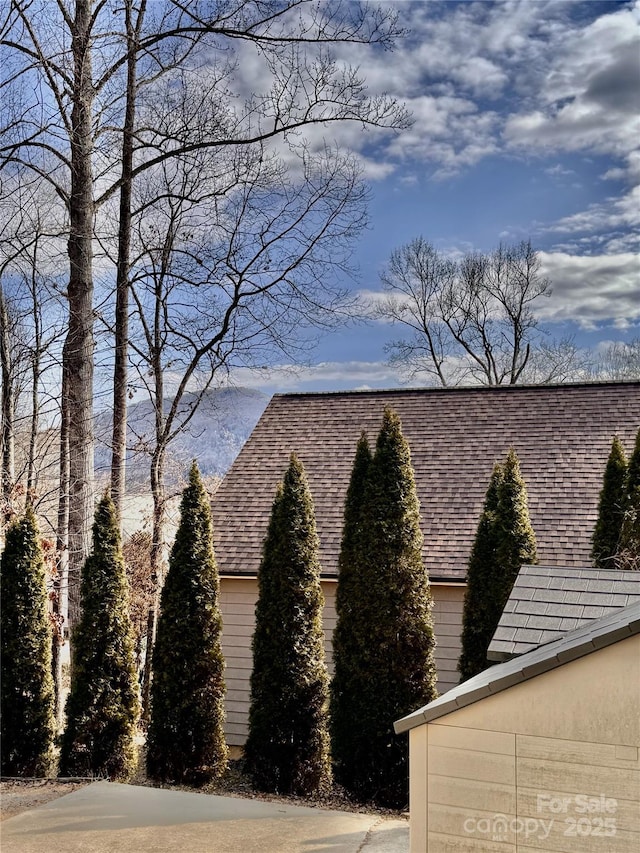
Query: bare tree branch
[[374, 238, 566, 386]]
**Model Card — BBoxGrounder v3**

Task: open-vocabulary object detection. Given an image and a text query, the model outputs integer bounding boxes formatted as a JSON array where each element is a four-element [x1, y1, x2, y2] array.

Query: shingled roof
[[210, 381, 640, 581], [488, 565, 640, 661]]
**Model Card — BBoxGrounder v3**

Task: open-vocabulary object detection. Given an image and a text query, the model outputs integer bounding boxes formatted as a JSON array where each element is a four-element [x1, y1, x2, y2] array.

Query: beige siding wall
[[431, 584, 464, 696], [322, 580, 338, 675], [219, 577, 338, 747], [220, 577, 462, 748], [219, 578, 256, 747], [409, 635, 640, 853]]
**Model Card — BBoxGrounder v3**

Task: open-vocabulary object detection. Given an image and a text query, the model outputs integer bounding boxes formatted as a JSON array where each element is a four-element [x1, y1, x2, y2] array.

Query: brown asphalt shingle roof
[[488, 564, 640, 661], [210, 381, 640, 581]]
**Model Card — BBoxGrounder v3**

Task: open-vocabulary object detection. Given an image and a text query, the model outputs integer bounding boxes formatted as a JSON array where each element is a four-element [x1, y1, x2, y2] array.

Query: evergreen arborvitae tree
[[336, 408, 437, 809], [59, 494, 139, 780], [330, 432, 372, 790], [1, 507, 56, 776], [146, 462, 228, 786], [493, 448, 537, 622], [244, 453, 330, 796], [617, 427, 640, 571], [458, 464, 504, 682], [591, 436, 627, 568]]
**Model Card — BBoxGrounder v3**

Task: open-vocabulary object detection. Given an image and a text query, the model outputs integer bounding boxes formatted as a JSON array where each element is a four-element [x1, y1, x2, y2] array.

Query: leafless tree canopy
[[375, 237, 584, 386], [0, 186, 66, 524], [593, 339, 640, 381], [1, 0, 409, 676]]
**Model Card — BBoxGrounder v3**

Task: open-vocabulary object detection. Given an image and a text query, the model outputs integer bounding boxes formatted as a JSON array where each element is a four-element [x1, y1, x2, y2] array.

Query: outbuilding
[[394, 601, 640, 853]]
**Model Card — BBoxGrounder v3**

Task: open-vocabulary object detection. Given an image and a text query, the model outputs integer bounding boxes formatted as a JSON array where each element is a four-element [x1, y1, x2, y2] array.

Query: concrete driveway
[[1, 782, 409, 853]]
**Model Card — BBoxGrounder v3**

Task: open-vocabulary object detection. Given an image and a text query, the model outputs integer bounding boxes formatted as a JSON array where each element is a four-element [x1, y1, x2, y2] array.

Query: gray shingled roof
[[488, 565, 640, 661], [395, 600, 640, 733], [210, 381, 640, 581]]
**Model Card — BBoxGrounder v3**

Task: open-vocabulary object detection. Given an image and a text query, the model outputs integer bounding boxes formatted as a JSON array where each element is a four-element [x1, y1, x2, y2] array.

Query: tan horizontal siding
[[432, 584, 464, 695], [220, 578, 255, 747], [220, 576, 463, 747]]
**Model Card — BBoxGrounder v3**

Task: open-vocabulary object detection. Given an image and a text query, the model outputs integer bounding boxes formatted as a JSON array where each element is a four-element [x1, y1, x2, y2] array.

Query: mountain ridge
[[94, 386, 269, 488]]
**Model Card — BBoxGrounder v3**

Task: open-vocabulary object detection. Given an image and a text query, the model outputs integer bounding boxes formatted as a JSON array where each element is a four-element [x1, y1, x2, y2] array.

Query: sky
[[232, 0, 640, 394]]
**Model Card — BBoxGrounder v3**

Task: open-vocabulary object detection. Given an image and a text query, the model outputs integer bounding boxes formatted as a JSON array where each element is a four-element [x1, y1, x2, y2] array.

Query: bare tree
[[0, 208, 66, 504], [376, 238, 457, 386], [122, 529, 154, 672], [594, 339, 640, 381], [375, 238, 579, 386], [2, 0, 408, 640], [0, 285, 18, 518], [120, 136, 368, 712]]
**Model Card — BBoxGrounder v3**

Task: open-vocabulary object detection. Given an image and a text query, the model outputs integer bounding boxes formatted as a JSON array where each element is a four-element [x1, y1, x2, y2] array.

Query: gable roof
[[210, 381, 640, 581], [395, 599, 640, 733], [488, 564, 640, 661]]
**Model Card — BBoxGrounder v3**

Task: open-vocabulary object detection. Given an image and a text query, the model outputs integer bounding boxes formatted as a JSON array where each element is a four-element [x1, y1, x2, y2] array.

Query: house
[[394, 598, 640, 853], [210, 381, 640, 749]]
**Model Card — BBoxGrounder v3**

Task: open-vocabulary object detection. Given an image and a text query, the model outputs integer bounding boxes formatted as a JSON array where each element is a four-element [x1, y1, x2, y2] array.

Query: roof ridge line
[[272, 379, 640, 399]]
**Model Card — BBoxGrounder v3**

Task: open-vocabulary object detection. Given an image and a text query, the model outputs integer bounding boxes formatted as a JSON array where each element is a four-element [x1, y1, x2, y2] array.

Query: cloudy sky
[[237, 0, 639, 392]]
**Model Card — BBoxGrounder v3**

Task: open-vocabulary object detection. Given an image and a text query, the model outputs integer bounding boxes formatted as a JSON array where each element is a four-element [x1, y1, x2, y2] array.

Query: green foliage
[[493, 448, 537, 619], [146, 462, 228, 786], [244, 453, 331, 796], [332, 408, 437, 809], [591, 436, 627, 568], [617, 427, 640, 571], [1, 507, 56, 776], [458, 464, 504, 682], [330, 433, 372, 789], [458, 449, 537, 681], [59, 494, 139, 780]]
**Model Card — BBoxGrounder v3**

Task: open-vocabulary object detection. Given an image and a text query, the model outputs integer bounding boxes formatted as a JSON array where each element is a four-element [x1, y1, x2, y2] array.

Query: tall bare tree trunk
[[111, 0, 145, 526], [26, 261, 42, 500], [53, 356, 70, 727], [0, 286, 15, 517], [140, 444, 167, 722], [65, 0, 96, 639]]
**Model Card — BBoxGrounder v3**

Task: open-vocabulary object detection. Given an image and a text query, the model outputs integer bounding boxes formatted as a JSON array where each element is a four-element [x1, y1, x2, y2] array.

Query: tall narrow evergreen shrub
[[146, 462, 228, 786], [1, 507, 56, 776], [617, 427, 640, 570], [458, 463, 504, 681], [244, 453, 330, 796], [330, 432, 372, 789], [493, 448, 537, 620], [591, 436, 627, 568], [333, 408, 437, 809], [59, 494, 139, 780]]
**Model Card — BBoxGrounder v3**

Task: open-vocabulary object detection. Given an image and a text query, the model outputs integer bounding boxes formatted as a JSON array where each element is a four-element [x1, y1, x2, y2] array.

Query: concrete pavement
[[1, 782, 409, 853]]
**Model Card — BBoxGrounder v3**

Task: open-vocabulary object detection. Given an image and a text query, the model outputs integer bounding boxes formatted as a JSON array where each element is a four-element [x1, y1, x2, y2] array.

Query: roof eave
[[394, 601, 640, 734]]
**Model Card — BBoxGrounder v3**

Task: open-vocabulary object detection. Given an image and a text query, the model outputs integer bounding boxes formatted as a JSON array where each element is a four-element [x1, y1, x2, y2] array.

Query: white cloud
[[385, 95, 500, 174], [541, 186, 640, 253], [225, 2, 637, 190], [193, 2, 640, 188], [504, 3, 640, 159], [545, 164, 575, 177], [602, 149, 640, 183], [228, 360, 408, 392], [538, 251, 640, 327]]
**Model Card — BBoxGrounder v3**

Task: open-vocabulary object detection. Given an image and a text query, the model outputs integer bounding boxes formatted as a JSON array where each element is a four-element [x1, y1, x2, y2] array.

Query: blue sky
[[233, 0, 639, 393]]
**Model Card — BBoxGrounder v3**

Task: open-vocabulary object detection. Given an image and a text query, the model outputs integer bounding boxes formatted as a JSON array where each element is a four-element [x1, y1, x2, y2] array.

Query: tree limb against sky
[[0, 0, 408, 665]]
